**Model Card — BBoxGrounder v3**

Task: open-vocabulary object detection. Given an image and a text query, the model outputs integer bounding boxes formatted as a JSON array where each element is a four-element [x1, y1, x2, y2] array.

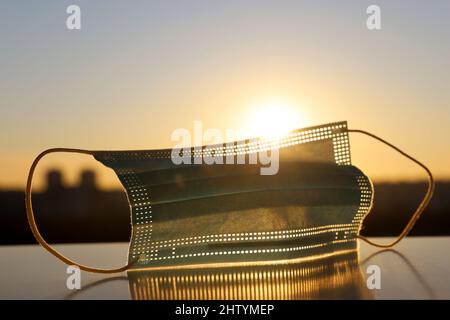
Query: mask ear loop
[[348, 129, 435, 248], [25, 148, 138, 273]]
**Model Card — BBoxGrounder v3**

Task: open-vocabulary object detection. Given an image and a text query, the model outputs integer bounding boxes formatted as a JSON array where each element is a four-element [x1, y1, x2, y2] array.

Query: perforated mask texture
[[94, 121, 373, 269]]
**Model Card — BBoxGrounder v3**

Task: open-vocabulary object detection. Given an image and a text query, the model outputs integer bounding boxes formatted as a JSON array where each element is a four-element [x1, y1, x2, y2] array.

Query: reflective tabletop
[[1, 237, 449, 299]]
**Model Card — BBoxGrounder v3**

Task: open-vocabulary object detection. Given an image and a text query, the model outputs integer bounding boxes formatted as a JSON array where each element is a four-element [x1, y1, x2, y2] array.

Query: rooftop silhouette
[[1, 169, 450, 244]]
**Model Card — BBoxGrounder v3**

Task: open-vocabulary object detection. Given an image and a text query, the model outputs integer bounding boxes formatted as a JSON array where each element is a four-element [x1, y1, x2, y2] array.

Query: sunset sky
[[1, 0, 449, 190]]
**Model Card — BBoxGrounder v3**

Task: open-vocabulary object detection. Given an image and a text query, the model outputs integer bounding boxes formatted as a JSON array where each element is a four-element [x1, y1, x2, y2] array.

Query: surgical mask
[[25, 121, 434, 273]]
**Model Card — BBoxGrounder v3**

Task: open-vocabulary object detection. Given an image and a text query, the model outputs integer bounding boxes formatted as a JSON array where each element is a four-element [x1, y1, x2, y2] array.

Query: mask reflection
[[127, 250, 372, 300]]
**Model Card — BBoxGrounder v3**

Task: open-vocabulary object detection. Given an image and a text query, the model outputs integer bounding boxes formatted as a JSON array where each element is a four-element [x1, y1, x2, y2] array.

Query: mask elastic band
[[25, 148, 138, 274], [348, 129, 435, 248]]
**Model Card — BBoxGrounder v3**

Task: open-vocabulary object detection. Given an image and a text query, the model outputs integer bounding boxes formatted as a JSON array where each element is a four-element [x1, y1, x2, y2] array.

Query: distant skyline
[[1, 0, 450, 189]]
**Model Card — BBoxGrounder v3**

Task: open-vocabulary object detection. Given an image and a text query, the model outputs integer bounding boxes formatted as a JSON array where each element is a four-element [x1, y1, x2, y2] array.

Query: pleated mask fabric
[[93, 121, 373, 270]]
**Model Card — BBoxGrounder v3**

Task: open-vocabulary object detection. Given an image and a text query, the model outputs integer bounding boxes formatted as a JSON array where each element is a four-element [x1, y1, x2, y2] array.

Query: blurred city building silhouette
[[1, 169, 449, 244], [2, 169, 130, 244]]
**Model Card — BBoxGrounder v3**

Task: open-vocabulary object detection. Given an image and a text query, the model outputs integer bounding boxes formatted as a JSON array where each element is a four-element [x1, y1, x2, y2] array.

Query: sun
[[246, 98, 304, 140]]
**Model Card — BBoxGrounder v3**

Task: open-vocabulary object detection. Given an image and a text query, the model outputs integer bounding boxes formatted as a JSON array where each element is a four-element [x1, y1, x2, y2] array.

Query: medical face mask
[[25, 121, 434, 273]]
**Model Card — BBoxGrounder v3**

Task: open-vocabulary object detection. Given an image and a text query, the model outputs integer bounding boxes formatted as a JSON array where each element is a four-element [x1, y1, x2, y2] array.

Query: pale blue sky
[[1, 0, 449, 188]]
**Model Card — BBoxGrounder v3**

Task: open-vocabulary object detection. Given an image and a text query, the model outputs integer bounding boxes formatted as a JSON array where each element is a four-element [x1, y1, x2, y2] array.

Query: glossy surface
[[1, 237, 449, 299]]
